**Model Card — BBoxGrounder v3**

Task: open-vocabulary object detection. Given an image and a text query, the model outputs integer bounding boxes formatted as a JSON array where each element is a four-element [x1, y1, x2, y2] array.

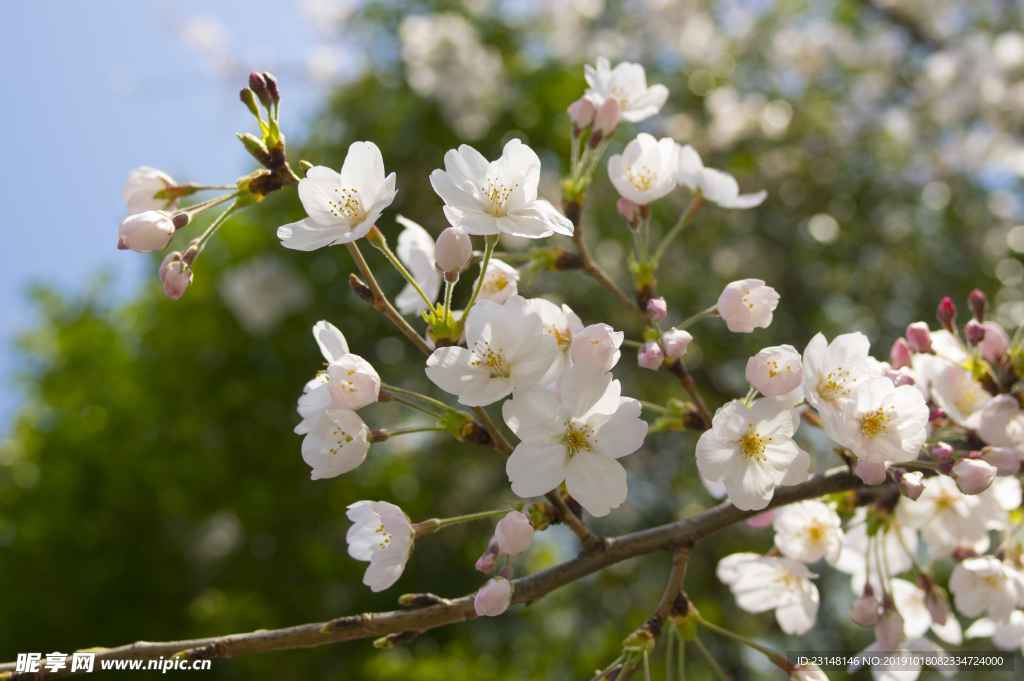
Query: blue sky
[[0, 1, 335, 433]]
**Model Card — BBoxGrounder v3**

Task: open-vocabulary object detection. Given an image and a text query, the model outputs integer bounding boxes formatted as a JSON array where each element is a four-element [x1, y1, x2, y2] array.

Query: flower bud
[[905, 322, 934, 354], [593, 95, 621, 137], [570, 323, 624, 372], [434, 227, 473, 273], [930, 442, 954, 461], [965, 319, 986, 347], [249, 71, 271, 107], [969, 288, 987, 322], [979, 322, 1011, 365], [854, 460, 887, 485], [661, 329, 694, 359], [717, 279, 780, 333], [980, 446, 1020, 476], [951, 457, 997, 495], [474, 577, 512, 617], [263, 72, 280, 103], [851, 593, 880, 627], [117, 211, 176, 253], [616, 197, 640, 228], [890, 338, 913, 370], [885, 368, 916, 388], [874, 608, 904, 649], [745, 344, 803, 397], [162, 258, 193, 300], [475, 539, 500, 573], [893, 469, 925, 500], [495, 510, 534, 556], [637, 340, 664, 370], [647, 297, 668, 322], [925, 588, 949, 626], [937, 297, 957, 332], [568, 96, 596, 129], [327, 355, 381, 410], [123, 166, 177, 215], [240, 87, 260, 117]]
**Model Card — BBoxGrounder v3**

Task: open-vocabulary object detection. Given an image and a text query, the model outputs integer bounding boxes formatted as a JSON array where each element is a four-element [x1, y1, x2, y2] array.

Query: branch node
[[373, 631, 419, 649], [348, 273, 374, 304], [398, 593, 450, 607], [321, 613, 371, 633]]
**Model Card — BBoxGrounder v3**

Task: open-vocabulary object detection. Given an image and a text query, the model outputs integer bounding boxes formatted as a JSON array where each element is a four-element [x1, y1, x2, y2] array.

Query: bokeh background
[[2, 0, 1023, 678]]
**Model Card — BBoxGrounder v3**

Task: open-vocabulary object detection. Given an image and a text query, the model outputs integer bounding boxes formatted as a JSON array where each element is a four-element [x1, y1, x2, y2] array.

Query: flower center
[[561, 420, 595, 456], [328, 426, 354, 455], [374, 524, 392, 550], [817, 366, 853, 400], [483, 272, 509, 295], [328, 187, 367, 224], [801, 520, 828, 549], [738, 427, 770, 461], [471, 341, 511, 377], [766, 358, 793, 378], [333, 369, 360, 393], [481, 178, 518, 217], [543, 323, 573, 348], [627, 164, 656, 192], [860, 405, 895, 439]]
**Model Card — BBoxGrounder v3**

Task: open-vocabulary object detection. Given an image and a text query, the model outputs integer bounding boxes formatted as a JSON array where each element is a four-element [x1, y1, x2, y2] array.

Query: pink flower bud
[[495, 510, 534, 556], [965, 319, 985, 347], [593, 95, 621, 137], [746, 509, 775, 528], [435, 226, 473, 273], [885, 368, 916, 388], [646, 297, 668, 322], [617, 197, 641, 228], [717, 279, 780, 333], [937, 297, 957, 332], [969, 288, 987, 322], [980, 446, 1020, 476], [118, 211, 176, 253], [474, 577, 512, 617], [905, 322, 934, 354], [851, 594, 881, 627], [952, 458, 997, 495], [894, 469, 925, 500], [475, 539, 500, 573], [930, 442, 954, 461], [745, 344, 803, 397], [854, 460, 887, 485], [979, 321, 1010, 365], [159, 252, 182, 283], [890, 338, 913, 370], [570, 323, 624, 372], [925, 588, 949, 626], [874, 609, 904, 650], [637, 340, 665, 370], [327, 355, 381, 410], [661, 329, 694, 359], [162, 259, 193, 300], [568, 96, 596, 129]]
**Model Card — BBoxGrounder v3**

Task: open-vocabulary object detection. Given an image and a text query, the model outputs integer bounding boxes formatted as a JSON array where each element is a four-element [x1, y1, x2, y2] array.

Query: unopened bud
[[979, 322, 1011, 365], [937, 297, 957, 332], [893, 468, 925, 500], [263, 72, 280, 103], [373, 631, 417, 649], [366, 225, 387, 249], [495, 510, 534, 556], [647, 297, 668, 322], [931, 442, 954, 460], [969, 289, 987, 322], [929, 407, 947, 422], [398, 593, 447, 606], [239, 88, 260, 117], [593, 96, 621, 137], [905, 322, 934, 354], [965, 319, 985, 347], [435, 226, 473, 273], [159, 252, 182, 283], [161, 258, 193, 300], [980, 446, 1020, 476], [661, 329, 693, 359], [637, 340, 664, 370], [951, 457, 997, 494], [617, 197, 641, 228], [890, 338, 913, 369], [925, 588, 949, 626], [369, 428, 390, 443], [474, 577, 512, 617], [851, 593, 880, 627], [875, 610, 904, 651], [237, 132, 270, 161], [299, 160, 314, 176], [118, 211, 176, 253], [568, 96, 596, 130], [171, 213, 190, 230], [249, 71, 271, 107], [475, 549, 499, 574], [854, 460, 887, 485], [885, 367, 915, 388]]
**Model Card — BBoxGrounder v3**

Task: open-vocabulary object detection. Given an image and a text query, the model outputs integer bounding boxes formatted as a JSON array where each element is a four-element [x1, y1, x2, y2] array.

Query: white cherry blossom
[[277, 141, 398, 250], [849, 638, 956, 680], [746, 344, 803, 397], [346, 500, 415, 592], [676, 145, 767, 209], [528, 298, 583, 384], [949, 556, 1024, 621], [326, 354, 381, 411], [296, 407, 371, 480], [608, 134, 678, 205], [896, 476, 994, 559], [976, 394, 1024, 450], [429, 139, 573, 238], [695, 397, 810, 511], [773, 500, 844, 565], [570, 323, 624, 373], [891, 578, 963, 645], [583, 57, 669, 123], [930, 363, 992, 428], [426, 296, 557, 406], [473, 258, 520, 304], [124, 166, 177, 214], [802, 331, 872, 442], [394, 215, 441, 316], [716, 552, 819, 635], [965, 610, 1024, 654], [840, 377, 929, 464], [503, 360, 648, 517], [717, 279, 780, 333]]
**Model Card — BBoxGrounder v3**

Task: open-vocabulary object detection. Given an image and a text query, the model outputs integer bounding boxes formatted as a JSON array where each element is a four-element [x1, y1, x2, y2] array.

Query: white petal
[[565, 449, 628, 517], [590, 398, 647, 458], [507, 443, 569, 497]]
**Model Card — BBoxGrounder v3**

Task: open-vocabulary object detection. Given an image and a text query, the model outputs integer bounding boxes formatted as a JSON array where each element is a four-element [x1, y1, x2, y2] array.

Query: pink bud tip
[[980, 446, 1020, 476], [937, 297, 957, 330], [952, 458, 997, 494], [117, 237, 130, 250], [969, 289, 987, 322], [889, 338, 913, 370], [647, 297, 668, 322], [965, 319, 986, 347], [930, 442, 954, 461], [905, 322, 934, 354], [854, 460, 887, 485], [637, 340, 665, 371], [593, 96, 621, 137], [616, 197, 641, 227], [746, 509, 775, 528]]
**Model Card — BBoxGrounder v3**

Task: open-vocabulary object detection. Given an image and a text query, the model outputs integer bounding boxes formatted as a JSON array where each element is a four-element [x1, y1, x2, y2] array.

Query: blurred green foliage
[[2, 0, 1023, 678]]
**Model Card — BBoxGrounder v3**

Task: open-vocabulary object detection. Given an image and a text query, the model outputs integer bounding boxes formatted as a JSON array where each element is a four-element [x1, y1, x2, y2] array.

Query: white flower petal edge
[[394, 215, 441, 315], [584, 56, 669, 123], [676, 145, 767, 209], [717, 553, 820, 635], [472, 258, 520, 304], [346, 501, 415, 592], [277, 141, 398, 251], [503, 360, 648, 517], [608, 133, 678, 205], [300, 408, 371, 479], [841, 376, 929, 464], [773, 500, 844, 566]]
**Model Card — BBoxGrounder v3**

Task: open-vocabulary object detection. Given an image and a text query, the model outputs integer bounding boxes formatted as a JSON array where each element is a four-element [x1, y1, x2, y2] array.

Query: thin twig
[[346, 242, 431, 355], [546, 490, 605, 552]]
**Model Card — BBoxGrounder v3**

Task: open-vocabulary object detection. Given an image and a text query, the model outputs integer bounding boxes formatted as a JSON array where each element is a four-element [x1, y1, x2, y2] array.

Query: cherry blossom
[[528, 298, 583, 384], [429, 139, 573, 238], [583, 57, 669, 123], [930, 363, 992, 429], [896, 476, 995, 559], [297, 407, 371, 480], [802, 331, 871, 442], [661, 329, 693, 359], [394, 215, 441, 315], [834, 508, 917, 594], [425, 296, 557, 406], [346, 500, 415, 592], [502, 360, 648, 517], [965, 610, 1024, 654], [124, 166, 177, 214], [890, 578, 963, 645], [326, 354, 381, 411], [473, 258, 520, 304], [695, 397, 810, 511], [494, 510, 534, 555], [772, 500, 844, 565], [717, 279, 780, 333], [976, 394, 1024, 450], [746, 344, 803, 397], [475, 577, 513, 616], [277, 141, 398, 250], [978, 321, 1011, 365], [676, 145, 767, 209], [570, 323, 624, 372], [716, 552, 820, 635], [949, 556, 1024, 621], [607, 133, 678, 205], [117, 211, 176, 253], [840, 377, 929, 464]]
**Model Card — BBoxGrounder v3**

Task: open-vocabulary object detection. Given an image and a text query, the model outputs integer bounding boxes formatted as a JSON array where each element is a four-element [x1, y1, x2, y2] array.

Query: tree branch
[[0, 467, 862, 679]]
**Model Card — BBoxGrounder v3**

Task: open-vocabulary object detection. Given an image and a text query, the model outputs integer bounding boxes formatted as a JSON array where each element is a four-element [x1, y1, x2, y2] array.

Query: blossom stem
[[387, 426, 445, 437], [639, 400, 671, 414], [190, 201, 240, 254], [652, 196, 705, 266], [186, 184, 239, 191], [677, 306, 719, 330], [413, 509, 511, 537], [694, 616, 787, 668], [380, 383, 450, 412], [677, 627, 686, 681], [590, 654, 626, 681], [388, 395, 442, 418], [692, 636, 733, 681], [180, 192, 239, 217], [370, 231, 436, 310], [665, 622, 674, 681], [442, 279, 455, 324], [643, 651, 652, 681], [463, 233, 499, 318], [622, 339, 644, 349]]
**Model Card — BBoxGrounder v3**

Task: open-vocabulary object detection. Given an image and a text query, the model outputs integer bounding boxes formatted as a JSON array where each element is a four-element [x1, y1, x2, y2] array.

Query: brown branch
[[654, 547, 691, 623], [0, 467, 862, 679], [546, 490, 606, 552], [665, 359, 713, 429]]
